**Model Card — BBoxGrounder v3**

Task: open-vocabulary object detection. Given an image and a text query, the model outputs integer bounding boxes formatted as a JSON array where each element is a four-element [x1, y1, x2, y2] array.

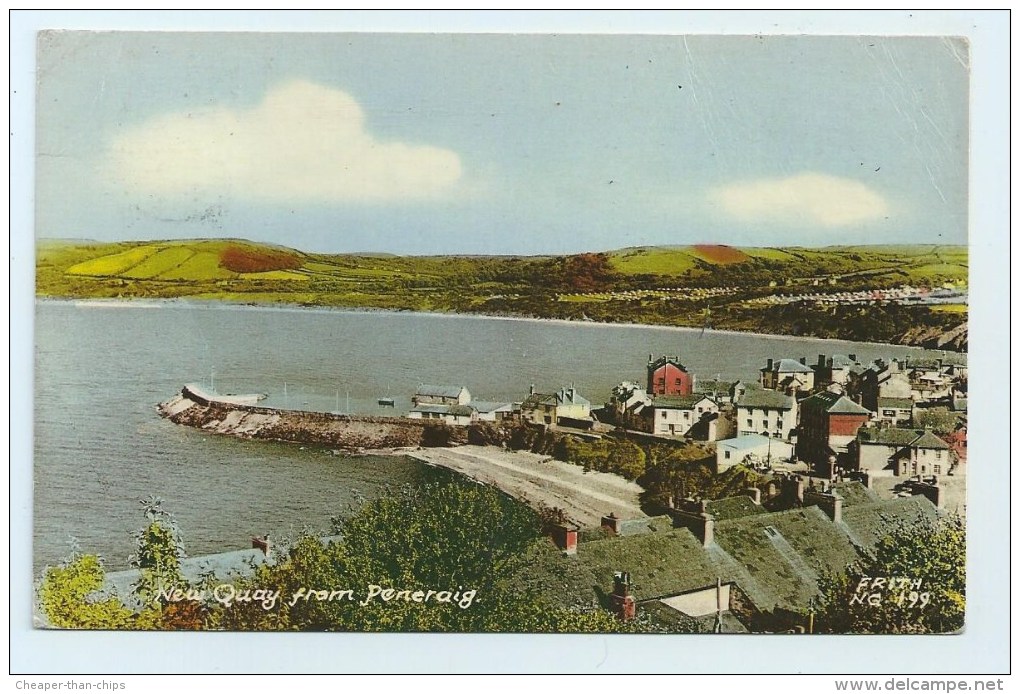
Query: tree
[[130, 495, 187, 606], [36, 550, 140, 629], [213, 480, 638, 633], [813, 514, 965, 634]]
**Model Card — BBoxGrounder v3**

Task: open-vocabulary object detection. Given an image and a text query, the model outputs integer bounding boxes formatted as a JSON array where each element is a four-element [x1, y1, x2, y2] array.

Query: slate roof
[[470, 401, 512, 413], [829, 481, 880, 507], [736, 389, 795, 410], [555, 387, 590, 407], [415, 385, 467, 398], [652, 394, 714, 410], [520, 494, 939, 620], [857, 427, 949, 449], [705, 496, 767, 521], [718, 434, 776, 451], [409, 403, 474, 416], [912, 430, 951, 449], [829, 354, 859, 368], [802, 390, 871, 415], [839, 496, 939, 550], [102, 535, 344, 608], [694, 379, 736, 394], [770, 359, 815, 374]]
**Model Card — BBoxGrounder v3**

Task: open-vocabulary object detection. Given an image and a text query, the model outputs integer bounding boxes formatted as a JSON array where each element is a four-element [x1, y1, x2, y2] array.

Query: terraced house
[[649, 394, 719, 439], [853, 426, 953, 477], [734, 388, 798, 440], [523, 482, 939, 633]]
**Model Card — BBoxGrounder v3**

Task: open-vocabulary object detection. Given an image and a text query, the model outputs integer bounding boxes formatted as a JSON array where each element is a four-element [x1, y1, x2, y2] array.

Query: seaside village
[[122, 349, 967, 633], [394, 350, 967, 632]]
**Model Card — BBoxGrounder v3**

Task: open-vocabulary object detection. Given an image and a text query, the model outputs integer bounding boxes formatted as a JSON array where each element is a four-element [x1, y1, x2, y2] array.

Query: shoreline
[[41, 295, 967, 355]]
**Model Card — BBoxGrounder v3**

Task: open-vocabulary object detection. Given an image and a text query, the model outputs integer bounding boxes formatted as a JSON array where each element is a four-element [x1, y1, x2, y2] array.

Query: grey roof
[[830, 354, 858, 368], [802, 390, 871, 415], [770, 358, 814, 374], [829, 481, 880, 507], [415, 384, 467, 398], [705, 496, 767, 521], [470, 401, 512, 413], [840, 496, 940, 550], [857, 427, 949, 449], [555, 387, 590, 407], [736, 389, 795, 410], [409, 403, 474, 417], [519, 495, 938, 618], [652, 394, 714, 410], [912, 430, 951, 449], [877, 397, 915, 409], [718, 434, 776, 451], [694, 379, 736, 393]]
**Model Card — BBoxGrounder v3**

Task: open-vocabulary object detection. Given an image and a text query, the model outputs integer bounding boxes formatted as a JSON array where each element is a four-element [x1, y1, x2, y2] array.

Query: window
[[774, 432, 782, 438], [746, 419, 753, 427], [935, 450, 942, 459], [762, 421, 768, 429], [725, 450, 731, 459], [675, 378, 682, 386], [934, 465, 941, 474], [661, 411, 667, 419]]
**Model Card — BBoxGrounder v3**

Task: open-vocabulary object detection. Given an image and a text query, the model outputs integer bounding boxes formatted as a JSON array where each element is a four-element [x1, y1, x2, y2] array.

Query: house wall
[[661, 584, 732, 618], [876, 407, 913, 427], [735, 405, 796, 440], [648, 363, 693, 396], [556, 402, 591, 421], [857, 443, 900, 476], [652, 399, 718, 437], [829, 413, 872, 437], [903, 447, 950, 477]]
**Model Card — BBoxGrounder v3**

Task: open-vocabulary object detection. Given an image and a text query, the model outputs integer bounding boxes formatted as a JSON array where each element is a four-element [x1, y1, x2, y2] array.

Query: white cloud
[[707, 172, 890, 227], [106, 81, 463, 203]]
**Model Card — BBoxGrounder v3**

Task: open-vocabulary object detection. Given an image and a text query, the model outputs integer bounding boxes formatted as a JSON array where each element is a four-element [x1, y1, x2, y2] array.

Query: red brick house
[[798, 389, 873, 473], [647, 354, 693, 396]]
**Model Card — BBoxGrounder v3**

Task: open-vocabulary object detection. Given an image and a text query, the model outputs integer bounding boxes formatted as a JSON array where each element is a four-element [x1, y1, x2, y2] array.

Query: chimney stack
[[611, 571, 636, 622], [803, 489, 843, 523], [601, 513, 623, 535], [549, 524, 578, 555], [767, 358, 774, 371], [671, 500, 715, 546]]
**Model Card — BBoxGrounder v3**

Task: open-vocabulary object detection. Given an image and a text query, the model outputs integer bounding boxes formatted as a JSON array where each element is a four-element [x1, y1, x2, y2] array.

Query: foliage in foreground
[[813, 513, 965, 634], [37, 482, 636, 633]]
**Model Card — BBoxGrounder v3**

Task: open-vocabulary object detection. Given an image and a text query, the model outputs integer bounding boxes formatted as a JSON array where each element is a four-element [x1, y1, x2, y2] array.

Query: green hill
[[34, 238, 968, 350]]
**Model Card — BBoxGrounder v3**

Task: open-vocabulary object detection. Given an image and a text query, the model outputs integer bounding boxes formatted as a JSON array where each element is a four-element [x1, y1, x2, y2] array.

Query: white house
[[650, 395, 719, 439], [716, 434, 795, 473], [734, 389, 798, 440]]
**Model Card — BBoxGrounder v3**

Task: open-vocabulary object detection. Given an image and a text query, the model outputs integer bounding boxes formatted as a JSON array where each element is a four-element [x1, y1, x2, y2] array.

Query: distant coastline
[[41, 295, 967, 355]]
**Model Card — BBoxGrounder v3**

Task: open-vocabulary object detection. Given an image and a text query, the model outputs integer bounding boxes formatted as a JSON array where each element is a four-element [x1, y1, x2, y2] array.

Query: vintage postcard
[[30, 29, 976, 648]]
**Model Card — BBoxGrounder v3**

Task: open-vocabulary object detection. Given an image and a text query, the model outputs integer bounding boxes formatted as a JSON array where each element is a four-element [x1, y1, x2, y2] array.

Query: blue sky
[[35, 31, 969, 255]]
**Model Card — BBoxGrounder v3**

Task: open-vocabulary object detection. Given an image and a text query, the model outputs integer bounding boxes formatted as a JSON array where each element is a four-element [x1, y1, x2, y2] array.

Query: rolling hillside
[[35, 238, 968, 350]]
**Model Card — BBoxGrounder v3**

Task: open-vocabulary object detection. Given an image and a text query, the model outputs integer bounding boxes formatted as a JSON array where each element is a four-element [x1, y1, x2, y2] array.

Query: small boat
[[378, 397, 395, 407]]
